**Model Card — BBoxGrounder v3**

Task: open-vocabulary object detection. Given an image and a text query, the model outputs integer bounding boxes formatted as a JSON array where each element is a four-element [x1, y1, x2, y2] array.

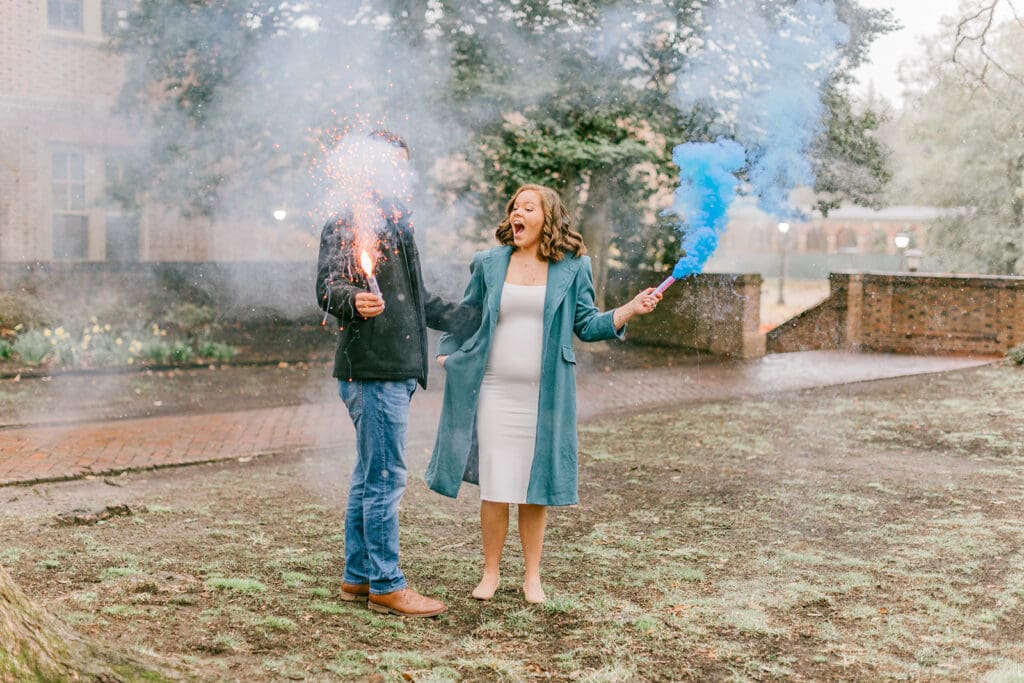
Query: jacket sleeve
[[315, 216, 362, 324], [436, 252, 486, 356], [573, 256, 624, 342]]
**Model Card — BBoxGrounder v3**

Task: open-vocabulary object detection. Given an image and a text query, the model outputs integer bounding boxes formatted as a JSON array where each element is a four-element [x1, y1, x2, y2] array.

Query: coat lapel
[[544, 256, 581, 325], [483, 246, 513, 318]]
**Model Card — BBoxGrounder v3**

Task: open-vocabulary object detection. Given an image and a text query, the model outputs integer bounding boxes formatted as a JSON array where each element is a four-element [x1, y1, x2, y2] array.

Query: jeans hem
[[369, 578, 408, 596], [342, 572, 369, 585]]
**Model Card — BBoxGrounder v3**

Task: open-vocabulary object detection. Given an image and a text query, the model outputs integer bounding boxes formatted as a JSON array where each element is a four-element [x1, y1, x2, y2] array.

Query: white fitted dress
[[477, 282, 546, 503]]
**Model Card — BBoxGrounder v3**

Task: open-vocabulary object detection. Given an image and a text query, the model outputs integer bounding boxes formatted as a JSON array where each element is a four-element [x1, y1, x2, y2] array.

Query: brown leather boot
[[339, 582, 369, 602], [368, 587, 447, 617]]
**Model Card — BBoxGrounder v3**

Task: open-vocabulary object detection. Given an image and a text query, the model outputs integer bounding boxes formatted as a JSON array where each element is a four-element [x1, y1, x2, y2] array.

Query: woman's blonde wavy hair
[[495, 184, 587, 262]]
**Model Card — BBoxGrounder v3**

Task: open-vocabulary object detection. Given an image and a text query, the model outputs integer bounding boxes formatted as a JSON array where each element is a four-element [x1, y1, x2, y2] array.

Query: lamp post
[[894, 233, 910, 271], [905, 248, 923, 272], [777, 221, 790, 305]]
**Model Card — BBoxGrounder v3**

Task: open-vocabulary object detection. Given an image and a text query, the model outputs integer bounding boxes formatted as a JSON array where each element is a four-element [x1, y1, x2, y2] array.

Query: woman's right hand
[[630, 287, 661, 315], [437, 355, 449, 368]]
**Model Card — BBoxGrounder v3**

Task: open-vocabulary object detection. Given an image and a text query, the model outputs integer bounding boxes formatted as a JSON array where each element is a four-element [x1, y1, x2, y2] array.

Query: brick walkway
[[0, 351, 993, 486]]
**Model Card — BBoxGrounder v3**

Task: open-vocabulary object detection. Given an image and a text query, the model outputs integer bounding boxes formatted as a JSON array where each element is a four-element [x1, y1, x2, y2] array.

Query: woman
[[425, 184, 660, 604]]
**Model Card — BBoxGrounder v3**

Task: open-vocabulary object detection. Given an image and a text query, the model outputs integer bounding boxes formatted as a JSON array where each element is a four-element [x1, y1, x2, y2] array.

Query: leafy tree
[[110, 0, 895, 301], [894, 15, 1024, 274], [443, 0, 893, 299], [110, 0, 449, 219]]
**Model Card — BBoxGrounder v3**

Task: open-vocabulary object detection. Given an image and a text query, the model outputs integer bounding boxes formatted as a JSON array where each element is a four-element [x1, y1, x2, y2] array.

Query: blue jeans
[[337, 379, 417, 595]]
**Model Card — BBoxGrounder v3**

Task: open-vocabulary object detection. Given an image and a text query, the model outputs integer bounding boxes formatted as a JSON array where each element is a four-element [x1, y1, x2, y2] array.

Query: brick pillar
[[737, 274, 767, 358], [844, 273, 863, 350], [827, 272, 863, 350]]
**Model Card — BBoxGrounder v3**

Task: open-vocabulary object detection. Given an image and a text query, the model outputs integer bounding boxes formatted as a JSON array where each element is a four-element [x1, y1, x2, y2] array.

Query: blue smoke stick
[[653, 137, 746, 294]]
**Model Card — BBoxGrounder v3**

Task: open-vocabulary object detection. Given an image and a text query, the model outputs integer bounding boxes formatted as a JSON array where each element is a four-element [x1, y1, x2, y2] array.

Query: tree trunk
[[1012, 153, 1024, 274], [578, 168, 614, 310], [0, 566, 178, 682]]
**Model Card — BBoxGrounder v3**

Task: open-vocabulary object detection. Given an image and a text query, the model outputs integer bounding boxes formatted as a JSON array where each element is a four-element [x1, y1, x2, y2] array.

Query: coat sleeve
[[437, 252, 486, 356], [573, 256, 624, 342], [315, 216, 362, 324], [424, 287, 481, 342]]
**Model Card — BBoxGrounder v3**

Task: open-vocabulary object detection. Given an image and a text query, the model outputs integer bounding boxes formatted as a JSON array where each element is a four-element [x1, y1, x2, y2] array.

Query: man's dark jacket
[[315, 198, 479, 388]]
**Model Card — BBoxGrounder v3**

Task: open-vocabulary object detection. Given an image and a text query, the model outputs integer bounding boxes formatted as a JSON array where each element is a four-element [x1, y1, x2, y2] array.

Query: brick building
[[704, 198, 947, 278], [719, 201, 936, 258], [0, 0, 315, 264]]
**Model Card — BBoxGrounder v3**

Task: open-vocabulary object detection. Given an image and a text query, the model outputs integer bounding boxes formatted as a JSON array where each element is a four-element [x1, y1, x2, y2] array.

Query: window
[[836, 228, 858, 254], [53, 152, 86, 211], [105, 216, 139, 261], [103, 156, 139, 261], [869, 229, 889, 254], [47, 0, 84, 31], [53, 216, 89, 259], [103, 155, 128, 200], [806, 227, 827, 252], [52, 151, 89, 259], [102, 0, 133, 34]]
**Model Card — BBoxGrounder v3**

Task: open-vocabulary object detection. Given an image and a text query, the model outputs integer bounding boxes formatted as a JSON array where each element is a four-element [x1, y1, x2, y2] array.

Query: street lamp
[[777, 221, 790, 305], [894, 233, 910, 271], [273, 209, 288, 221]]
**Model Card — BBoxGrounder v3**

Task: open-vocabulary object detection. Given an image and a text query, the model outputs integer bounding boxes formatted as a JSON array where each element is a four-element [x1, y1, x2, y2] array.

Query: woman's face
[[510, 189, 545, 252]]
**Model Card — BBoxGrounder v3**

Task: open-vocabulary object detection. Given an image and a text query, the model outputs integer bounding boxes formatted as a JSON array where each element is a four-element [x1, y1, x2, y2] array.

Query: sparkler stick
[[360, 250, 382, 298], [321, 288, 331, 326]]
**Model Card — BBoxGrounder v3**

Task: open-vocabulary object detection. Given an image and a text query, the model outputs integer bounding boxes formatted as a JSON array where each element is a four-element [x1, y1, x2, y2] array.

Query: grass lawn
[[2, 364, 1024, 680]]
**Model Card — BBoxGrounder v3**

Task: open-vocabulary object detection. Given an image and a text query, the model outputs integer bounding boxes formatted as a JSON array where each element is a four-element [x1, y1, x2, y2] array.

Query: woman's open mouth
[[513, 220, 525, 238]]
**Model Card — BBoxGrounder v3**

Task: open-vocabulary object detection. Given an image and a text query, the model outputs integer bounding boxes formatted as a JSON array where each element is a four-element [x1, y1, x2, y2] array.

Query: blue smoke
[[741, 0, 850, 219], [667, 0, 850, 278], [669, 138, 746, 279]]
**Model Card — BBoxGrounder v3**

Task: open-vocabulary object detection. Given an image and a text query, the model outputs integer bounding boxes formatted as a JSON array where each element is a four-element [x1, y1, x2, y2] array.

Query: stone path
[[0, 351, 993, 486]]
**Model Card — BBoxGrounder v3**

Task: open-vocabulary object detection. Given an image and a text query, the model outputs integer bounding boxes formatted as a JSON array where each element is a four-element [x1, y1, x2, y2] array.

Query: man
[[315, 130, 478, 617]]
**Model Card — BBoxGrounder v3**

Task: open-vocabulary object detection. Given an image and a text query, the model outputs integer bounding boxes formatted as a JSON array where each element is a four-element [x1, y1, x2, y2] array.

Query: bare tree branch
[[1006, 0, 1024, 27], [952, 0, 1024, 90]]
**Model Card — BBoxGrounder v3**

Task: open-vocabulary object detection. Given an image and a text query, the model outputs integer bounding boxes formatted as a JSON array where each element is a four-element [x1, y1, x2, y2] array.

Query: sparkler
[[311, 121, 407, 327], [321, 288, 331, 326], [360, 250, 382, 298]]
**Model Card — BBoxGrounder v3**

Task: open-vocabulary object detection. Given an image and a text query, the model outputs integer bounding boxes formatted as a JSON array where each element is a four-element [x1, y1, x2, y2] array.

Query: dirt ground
[[3, 361, 1024, 681]]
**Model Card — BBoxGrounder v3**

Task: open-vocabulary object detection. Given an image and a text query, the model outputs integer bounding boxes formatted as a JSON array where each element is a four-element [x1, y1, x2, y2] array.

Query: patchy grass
[[258, 616, 298, 633], [2, 365, 1024, 680], [205, 577, 267, 593]]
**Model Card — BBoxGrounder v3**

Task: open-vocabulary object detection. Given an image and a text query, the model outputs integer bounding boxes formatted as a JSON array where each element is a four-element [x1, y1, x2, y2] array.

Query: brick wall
[[607, 271, 765, 358], [767, 272, 1024, 355], [0, 0, 135, 262], [1, 262, 769, 357], [0, 1, 125, 103]]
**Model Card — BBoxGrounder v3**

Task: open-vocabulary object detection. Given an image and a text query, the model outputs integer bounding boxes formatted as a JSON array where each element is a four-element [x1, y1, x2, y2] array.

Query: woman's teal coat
[[425, 246, 624, 506]]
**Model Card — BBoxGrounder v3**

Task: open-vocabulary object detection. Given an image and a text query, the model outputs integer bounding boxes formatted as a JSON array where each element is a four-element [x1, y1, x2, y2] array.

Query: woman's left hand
[[630, 287, 662, 316]]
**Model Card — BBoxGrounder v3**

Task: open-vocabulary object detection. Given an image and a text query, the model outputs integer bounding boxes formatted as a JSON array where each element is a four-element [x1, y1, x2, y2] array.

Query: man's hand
[[355, 292, 385, 318], [437, 355, 449, 368]]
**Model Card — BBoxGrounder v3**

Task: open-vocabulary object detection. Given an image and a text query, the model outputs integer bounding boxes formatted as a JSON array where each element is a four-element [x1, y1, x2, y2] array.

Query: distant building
[[0, 1, 310, 263], [720, 202, 939, 256], [708, 200, 949, 277]]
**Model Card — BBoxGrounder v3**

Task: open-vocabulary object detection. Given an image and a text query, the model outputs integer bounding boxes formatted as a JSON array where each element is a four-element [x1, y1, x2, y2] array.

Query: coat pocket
[[561, 344, 576, 364]]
